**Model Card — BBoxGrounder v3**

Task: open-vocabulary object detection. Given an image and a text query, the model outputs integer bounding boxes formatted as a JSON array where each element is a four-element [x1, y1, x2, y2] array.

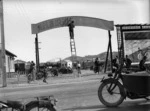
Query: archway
[[31, 16, 114, 72]]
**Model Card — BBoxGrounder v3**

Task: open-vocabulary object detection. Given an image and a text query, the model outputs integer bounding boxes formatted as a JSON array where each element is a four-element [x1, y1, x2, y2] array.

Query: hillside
[[64, 51, 118, 62]]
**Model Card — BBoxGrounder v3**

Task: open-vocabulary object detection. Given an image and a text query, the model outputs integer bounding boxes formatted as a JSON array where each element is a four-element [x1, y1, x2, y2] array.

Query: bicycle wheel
[[26, 103, 56, 111], [98, 81, 124, 107]]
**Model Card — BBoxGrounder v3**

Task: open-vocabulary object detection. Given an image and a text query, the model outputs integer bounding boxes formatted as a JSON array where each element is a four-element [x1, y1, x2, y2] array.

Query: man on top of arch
[[68, 20, 75, 39]]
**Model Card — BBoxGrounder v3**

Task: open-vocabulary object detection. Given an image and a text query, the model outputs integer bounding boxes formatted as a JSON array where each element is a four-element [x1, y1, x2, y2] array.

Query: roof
[[115, 24, 150, 31], [14, 60, 25, 64], [115, 24, 150, 26], [115, 24, 150, 40], [5, 50, 17, 57], [61, 60, 72, 63], [0, 49, 17, 57], [125, 31, 150, 40]]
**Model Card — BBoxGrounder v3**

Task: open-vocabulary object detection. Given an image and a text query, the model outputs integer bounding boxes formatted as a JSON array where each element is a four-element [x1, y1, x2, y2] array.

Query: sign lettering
[[31, 16, 114, 34]]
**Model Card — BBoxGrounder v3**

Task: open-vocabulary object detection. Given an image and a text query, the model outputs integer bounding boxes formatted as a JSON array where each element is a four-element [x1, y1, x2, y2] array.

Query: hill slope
[[64, 51, 118, 62]]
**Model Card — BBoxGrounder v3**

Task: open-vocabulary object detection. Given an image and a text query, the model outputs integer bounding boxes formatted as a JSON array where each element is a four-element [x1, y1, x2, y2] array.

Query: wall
[[5, 55, 15, 73]]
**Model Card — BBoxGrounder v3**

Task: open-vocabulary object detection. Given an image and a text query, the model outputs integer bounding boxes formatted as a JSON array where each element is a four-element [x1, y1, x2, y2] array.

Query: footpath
[[0, 70, 106, 89]]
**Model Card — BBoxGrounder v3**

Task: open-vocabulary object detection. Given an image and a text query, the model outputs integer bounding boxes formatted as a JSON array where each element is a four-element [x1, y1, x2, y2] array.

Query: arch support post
[[35, 33, 40, 74], [104, 31, 113, 73]]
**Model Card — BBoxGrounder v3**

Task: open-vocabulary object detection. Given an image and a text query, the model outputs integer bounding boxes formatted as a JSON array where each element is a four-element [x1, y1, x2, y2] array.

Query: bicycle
[[0, 95, 57, 111], [98, 65, 150, 107]]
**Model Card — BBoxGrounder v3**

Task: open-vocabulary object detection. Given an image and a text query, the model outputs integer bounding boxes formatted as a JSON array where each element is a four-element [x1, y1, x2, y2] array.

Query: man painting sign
[[68, 21, 75, 39]]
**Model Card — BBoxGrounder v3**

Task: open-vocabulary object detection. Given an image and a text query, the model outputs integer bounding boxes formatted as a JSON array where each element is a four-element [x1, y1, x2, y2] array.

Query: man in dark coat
[[125, 55, 132, 69], [68, 21, 75, 39], [139, 56, 147, 71]]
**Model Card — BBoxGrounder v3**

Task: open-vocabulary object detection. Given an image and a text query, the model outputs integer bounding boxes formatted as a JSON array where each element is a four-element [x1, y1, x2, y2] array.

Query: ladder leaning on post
[[68, 20, 77, 66]]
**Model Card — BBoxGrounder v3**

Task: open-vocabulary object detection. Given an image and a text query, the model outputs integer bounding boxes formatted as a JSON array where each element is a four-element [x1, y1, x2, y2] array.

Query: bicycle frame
[[101, 64, 126, 95], [105, 65, 150, 99], [0, 95, 57, 111], [25, 95, 57, 111], [0, 101, 8, 109], [0, 100, 24, 111]]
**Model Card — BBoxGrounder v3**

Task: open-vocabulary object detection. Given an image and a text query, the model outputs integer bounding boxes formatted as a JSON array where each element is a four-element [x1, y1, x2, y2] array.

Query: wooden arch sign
[[31, 16, 114, 34]]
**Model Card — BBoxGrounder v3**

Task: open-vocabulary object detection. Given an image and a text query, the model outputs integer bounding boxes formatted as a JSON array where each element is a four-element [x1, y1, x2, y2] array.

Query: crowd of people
[[14, 52, 148, 84], [112, 54, 148, 73]]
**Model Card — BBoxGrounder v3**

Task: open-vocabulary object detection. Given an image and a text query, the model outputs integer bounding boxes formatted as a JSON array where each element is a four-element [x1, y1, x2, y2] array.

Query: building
[[14, 60, 26, 72], [61, 60, 73, 68], [1, 50, 17, 73]]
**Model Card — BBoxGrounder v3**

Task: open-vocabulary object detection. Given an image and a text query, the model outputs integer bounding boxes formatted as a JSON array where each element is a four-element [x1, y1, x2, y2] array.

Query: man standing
[[125, 55, 132, 70], [30, 61, 35, 81], [68, 21, 75, 39], [112, 56, 119, 73], [94, 57, 100, 74], [139, 56, 147, 71]]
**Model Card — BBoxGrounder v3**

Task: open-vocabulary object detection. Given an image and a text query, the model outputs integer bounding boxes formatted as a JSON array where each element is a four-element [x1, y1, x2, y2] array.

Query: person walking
[[30, 61, 35, 81], [77, 61, 81, 76], [42, 64, 48, 83], [94, 57, 100, 74]]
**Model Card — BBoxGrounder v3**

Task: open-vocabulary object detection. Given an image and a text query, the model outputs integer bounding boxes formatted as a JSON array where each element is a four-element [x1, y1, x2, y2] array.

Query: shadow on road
[[63, 100, 150, 111], [63, 105, 105, 111]]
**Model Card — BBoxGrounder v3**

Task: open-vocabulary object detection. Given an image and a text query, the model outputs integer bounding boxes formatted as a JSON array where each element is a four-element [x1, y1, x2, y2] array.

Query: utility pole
[[35, 34, 40, 73], [0, 0, 7, 87], [149, 0, 150, 23]]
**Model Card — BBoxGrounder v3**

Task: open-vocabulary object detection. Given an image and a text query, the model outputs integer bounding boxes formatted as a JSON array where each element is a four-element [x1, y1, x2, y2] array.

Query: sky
[[2, 0, 149, 62]]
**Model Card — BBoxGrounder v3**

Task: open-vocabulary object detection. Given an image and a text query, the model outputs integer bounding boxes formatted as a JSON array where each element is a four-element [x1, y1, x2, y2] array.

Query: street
[[0, 77, 150, 111], [0, 1, 149, 111]]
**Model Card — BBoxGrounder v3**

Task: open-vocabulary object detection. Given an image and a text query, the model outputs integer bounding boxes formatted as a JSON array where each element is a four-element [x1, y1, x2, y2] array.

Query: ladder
[[70, 38, 77, 63]]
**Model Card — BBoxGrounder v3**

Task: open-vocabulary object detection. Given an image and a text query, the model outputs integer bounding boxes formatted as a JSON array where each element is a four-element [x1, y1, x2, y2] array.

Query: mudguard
[[25, 101, 38, 108], [101, 78, 126, 98], [26, 100, 53, 108]]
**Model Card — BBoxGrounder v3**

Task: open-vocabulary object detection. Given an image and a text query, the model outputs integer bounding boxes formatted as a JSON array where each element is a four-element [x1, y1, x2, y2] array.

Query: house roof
[[124, 31, 150, 40], [61, 59, 72, 63], [0, 49, 17, 57], [115, 24, 150, 40], [5, 50, 17, 57], [14, 60, 25, 64]]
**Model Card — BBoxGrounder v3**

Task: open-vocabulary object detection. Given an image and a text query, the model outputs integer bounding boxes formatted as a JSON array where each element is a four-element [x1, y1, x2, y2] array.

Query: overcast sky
[[2, 0, 149, 62]]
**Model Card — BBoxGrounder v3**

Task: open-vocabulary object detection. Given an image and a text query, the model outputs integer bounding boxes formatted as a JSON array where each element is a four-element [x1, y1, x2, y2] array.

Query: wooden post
[[35, 36, 38, 71], [104, 31, 113, 73], [0, 0, 7, 87], [109, 31, 113, 73], [104, 38, 110, 73], [35, 34, 39, 73]]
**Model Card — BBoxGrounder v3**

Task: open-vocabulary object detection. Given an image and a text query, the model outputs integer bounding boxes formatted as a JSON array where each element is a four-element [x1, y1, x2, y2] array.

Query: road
[[0, 79, 150, 111]]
